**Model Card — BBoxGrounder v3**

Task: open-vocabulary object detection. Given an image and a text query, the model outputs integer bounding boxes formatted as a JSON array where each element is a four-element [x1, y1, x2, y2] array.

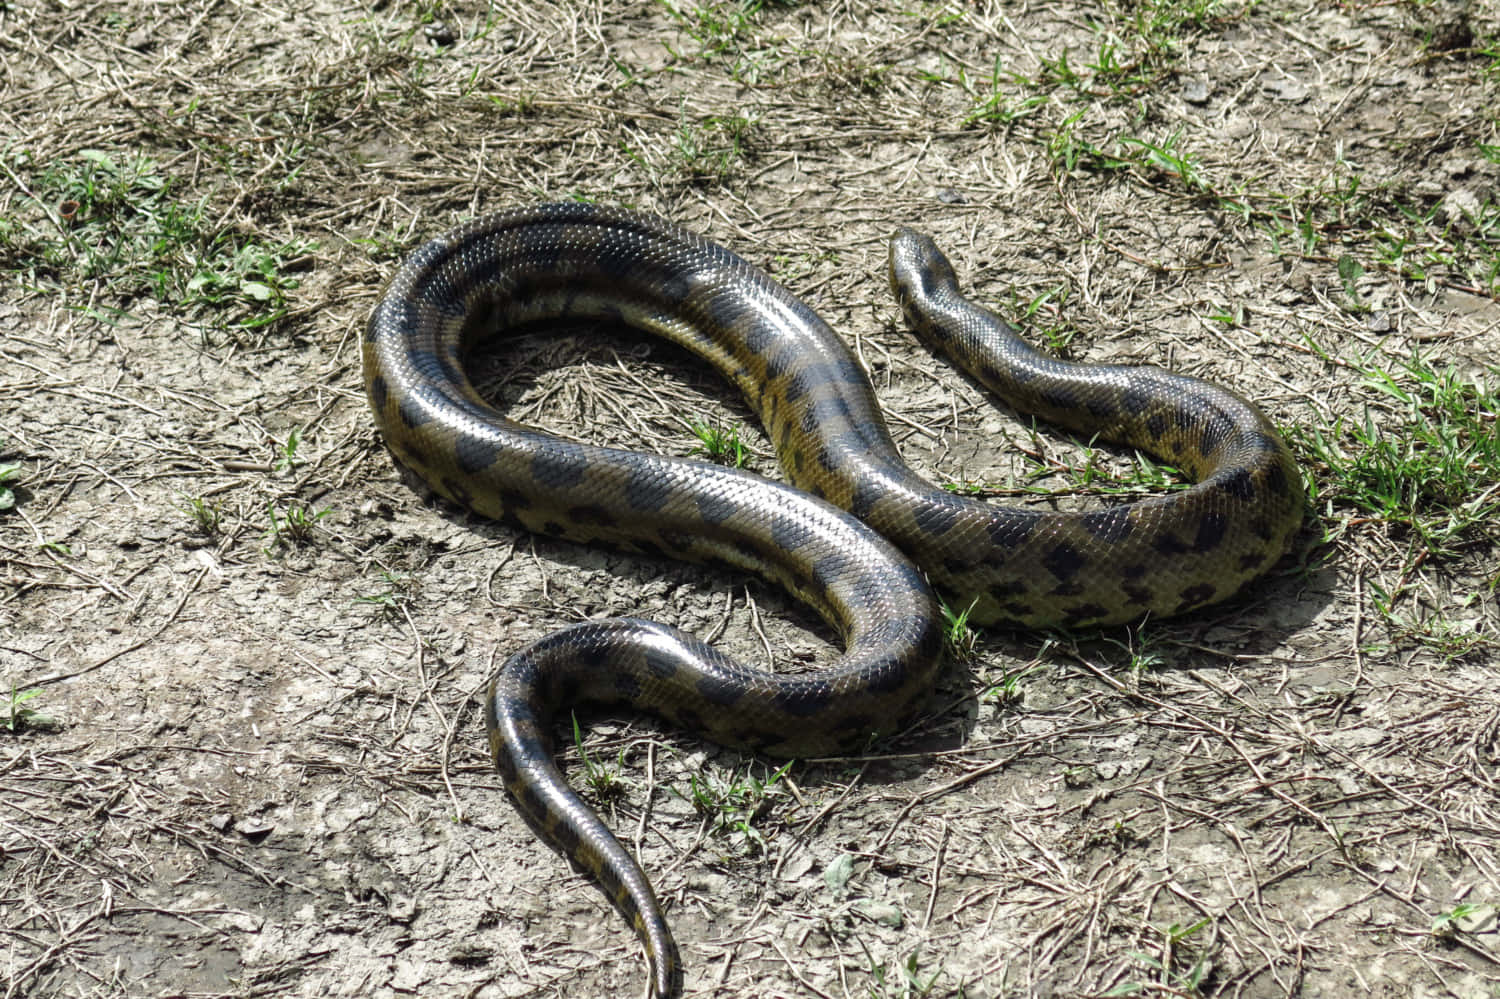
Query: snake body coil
[[364, 203, 1301, 997]]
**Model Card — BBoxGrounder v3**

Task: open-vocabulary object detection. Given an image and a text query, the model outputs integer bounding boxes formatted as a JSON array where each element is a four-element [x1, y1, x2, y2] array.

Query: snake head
[[888, 227, 960, 311]]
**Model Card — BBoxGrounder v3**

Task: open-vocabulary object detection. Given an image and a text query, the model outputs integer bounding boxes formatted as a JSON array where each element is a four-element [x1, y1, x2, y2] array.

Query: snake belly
[[363, 203, 1302, 997]]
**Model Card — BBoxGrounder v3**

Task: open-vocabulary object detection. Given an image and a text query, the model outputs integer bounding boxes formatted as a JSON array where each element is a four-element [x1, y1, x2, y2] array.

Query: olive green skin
[[363, 203, 1302, 997]]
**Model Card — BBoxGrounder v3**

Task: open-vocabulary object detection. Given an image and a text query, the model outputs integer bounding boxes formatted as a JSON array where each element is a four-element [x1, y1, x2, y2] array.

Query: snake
[[363, 202, 1302, 997]]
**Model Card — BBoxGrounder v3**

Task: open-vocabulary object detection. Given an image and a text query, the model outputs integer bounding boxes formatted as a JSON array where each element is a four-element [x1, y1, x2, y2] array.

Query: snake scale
[[364, 202, 1302, 996]]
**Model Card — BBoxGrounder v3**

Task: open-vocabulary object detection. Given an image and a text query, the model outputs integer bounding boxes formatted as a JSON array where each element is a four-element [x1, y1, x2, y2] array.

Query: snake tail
[[484, 621, 687, 997]]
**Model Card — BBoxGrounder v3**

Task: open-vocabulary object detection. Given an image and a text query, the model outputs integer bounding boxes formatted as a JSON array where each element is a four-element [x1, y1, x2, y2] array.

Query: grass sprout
[[688, 416, 752, 467], [262, 501, 329, 550], [0, 448, 20, 513], [572, 714, 628, 800], [940, 598, 980, 663], [5, 686, 57, 734]]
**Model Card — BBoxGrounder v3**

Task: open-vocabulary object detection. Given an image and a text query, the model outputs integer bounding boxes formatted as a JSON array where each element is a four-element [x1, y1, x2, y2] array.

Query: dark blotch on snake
[[1263, 458, 1290, 496], [1197, 415, 1229, 458], [1121, 385, 1151, 415], [397, 393, 432, 429], [1040, 386, 1078, 411], [368, 375, 389, 413], [849, 477, 883, 519], [1177, 582, 1217, 609], [702, 288, 746, 337], [567, 505, 617, 527], [455, 435, 501, 475], [1062, 602, 1110, 626], [531, 446, 589, 489], [987, 511, 1040, 548], [642, 648, 679, 680], [1217, 468, 1257, 502], [914, 500, 960, 537], [695, 672, 744, 707], [800, 397, 851, 434], [773, 685, 833, 717], [694, 491, 736, 525], [810, 553, 853, 594], [1153, 532, 1190, 556], [624, 467, 673, 512], [1193, 512, 1228, 553], [496, 489, 533, 512], [765, 345, 794, 380], [1043, 543, 1087, 582]]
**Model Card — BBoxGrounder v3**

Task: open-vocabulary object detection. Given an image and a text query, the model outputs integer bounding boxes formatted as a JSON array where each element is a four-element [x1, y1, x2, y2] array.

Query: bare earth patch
[[3, 1, 1499, 997]]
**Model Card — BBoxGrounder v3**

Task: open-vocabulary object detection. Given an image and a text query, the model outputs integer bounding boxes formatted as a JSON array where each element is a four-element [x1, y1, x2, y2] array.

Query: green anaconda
[[363, 202, 1302, 997]]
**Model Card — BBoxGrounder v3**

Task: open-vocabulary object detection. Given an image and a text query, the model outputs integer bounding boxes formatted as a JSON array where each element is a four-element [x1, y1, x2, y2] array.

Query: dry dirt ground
[[4, 1, 1500, 997]]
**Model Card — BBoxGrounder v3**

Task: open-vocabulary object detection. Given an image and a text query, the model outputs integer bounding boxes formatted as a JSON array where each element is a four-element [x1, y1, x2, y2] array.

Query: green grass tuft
[[688, 416, 753, 467], [939, 598, 980, 663], [182, 495, 223, 535], [0, 148, 312, 340], [681, 759, 792, 856], [262, 500, 329, 551], [672, 112, 757, 182], [1295, 356, 1500, 562]]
